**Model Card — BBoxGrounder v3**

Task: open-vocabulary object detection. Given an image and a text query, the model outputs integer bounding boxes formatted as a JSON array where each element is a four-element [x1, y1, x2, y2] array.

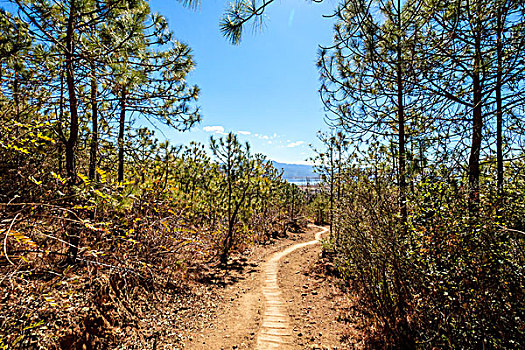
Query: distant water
[[285, 178, 321, 186]]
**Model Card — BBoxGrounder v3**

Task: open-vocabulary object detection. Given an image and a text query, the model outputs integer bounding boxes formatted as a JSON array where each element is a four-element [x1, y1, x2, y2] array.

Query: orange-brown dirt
[[182, 225, 364, 350]]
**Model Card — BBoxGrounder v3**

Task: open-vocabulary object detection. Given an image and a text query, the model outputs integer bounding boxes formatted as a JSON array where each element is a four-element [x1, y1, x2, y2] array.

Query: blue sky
[[149, 0, 338, 164]]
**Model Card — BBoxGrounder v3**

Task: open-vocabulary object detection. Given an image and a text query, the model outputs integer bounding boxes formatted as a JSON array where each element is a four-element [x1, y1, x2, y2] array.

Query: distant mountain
[[272, 161, 319, 180]]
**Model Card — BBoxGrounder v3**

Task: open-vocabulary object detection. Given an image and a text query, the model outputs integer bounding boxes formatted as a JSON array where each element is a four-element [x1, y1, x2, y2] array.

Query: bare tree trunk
[[469, 8, 483, 213], [65, 0, 80, 265], [496, 4, 505, 207], [118, 87, 127, 183], [329, 144, 334, 240], [396, 8, 407, 232], [89, 60, 98, 181], [65, 1, 79, 186], [221, 218, 234, 265], [291, 184, 296, 221], [336, 142, 342, 245], [58, 70, 65, 174], [13, 70, 21, 166], [221, 155, 233, 265], [163, 146, 170, 190], [13, 70, 19, 121], [394, 3, 414, 348]]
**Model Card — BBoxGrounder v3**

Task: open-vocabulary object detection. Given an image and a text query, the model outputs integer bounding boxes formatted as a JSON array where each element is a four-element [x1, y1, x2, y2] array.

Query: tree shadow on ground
[[197, 257, 259, 287]]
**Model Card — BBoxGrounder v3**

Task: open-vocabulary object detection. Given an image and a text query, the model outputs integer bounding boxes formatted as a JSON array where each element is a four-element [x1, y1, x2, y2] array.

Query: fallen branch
[[2, 213, 20, 266]]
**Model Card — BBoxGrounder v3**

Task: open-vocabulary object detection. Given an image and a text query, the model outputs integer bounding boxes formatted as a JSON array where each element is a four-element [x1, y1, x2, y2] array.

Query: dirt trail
[[185, 225, 357, 350], [256, 227, 327, 349]]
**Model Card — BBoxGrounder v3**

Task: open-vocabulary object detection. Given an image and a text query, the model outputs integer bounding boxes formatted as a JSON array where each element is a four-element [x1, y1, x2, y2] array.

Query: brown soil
[[183, 225, 362, 350], [280, 235, 364, 349]]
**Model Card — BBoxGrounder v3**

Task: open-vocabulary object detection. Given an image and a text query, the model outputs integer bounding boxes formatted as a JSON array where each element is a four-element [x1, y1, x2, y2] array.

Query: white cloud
[[231, 130, 282, 141], [286, 141, 305, 148], [203, 125, 225, 134]]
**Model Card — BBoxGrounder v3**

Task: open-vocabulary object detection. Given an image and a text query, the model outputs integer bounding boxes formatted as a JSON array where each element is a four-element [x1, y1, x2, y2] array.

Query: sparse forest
[[1, 0, 524, 349], [316, 0, 525, 347], [225, 0, 525, 348], [0, 1, 306, 348]]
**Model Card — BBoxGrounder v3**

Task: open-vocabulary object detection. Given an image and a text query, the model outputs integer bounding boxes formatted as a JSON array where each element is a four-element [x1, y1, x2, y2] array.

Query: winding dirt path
[[184, 225, 360, 350], [255, 226, 328, 350]]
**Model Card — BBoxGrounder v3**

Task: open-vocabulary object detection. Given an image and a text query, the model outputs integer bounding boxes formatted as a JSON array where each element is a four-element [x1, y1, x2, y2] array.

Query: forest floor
[[179, 225, 365, 350]]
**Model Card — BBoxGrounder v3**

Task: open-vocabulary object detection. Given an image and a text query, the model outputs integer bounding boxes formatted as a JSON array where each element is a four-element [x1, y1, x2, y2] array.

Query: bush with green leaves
[[334, 174, 525, 348]]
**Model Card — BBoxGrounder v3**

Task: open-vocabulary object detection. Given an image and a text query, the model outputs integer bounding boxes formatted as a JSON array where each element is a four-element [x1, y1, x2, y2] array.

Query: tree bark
[[89, 60, 98, 181], [468, 5, 483, 213], [58, 70, 65, 174], [118, 87, 127, 183], [329, 143, 334, 240], [64, 0, 80, 265], [220, 149, 233, 265], [394, 2, 414, 348], [496, 4, 504, 205], [65, 0, 79, 186], [13, 70, 19, 121], [396, 2, 407, 232], [336, 141, 342, 244]]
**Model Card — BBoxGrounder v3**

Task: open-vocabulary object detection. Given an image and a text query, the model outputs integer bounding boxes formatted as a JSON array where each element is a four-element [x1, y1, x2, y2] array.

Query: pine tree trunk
[[329, 145, 334, 240], [89, 60, 98, 181], [118, 87, 127, 183], [221, 156, 233, 264], [65, 0, 80, 265], [469, 8, 483, 213], [291, 184, 296, 221], [396, 16, 407, 232], [65, 1, 78, 186], [496, 6, 504, 205], [58, 71, 65, 174]]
